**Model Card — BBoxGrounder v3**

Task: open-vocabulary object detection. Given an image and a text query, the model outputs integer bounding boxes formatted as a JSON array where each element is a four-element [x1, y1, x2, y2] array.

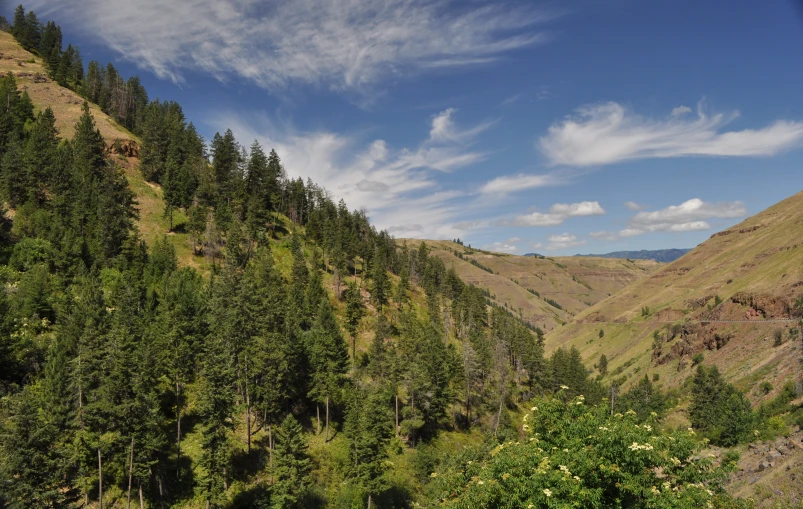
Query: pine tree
[[344, 280, 365, 363], [346, 387, 393, 508], [271, 414, 311, 509], [23, 107, 59, 205], [598, 353, 608, 376], [307, 297, 349, 441]]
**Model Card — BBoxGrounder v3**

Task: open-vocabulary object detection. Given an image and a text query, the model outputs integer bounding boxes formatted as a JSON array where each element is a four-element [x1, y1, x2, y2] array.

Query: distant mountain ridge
[[575, 248, 691, 263]]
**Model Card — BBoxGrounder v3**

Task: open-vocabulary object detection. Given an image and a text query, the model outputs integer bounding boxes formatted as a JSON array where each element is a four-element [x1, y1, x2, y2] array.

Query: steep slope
[[547, 190, 803, 394], [407, 239, 660, 331], [0, 30, 203, 269], [0, 31, 133, 142]]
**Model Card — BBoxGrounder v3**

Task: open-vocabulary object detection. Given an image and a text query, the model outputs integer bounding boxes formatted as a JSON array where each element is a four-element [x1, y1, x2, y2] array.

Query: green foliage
[[431, 392, 740, 508], [692, 353, 704, 366], [272, 414, 312, 509], [615, 375, 669, 421], [598, 353, 608, 376], [690, 366, 754, 446]]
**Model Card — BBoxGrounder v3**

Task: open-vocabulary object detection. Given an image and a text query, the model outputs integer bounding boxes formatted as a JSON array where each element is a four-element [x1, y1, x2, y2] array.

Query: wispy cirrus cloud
[[539, 102, 803, 166], [619, 198, 746, 237], [511, 201, 605, 226], [624, 201, 647, 211], [32, 0, 558, 94], [480, 173, 564, 195], [216, 108, 489, 239]]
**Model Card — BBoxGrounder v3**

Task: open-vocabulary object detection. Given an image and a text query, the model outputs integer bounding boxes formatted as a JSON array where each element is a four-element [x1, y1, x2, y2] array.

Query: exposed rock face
[[652, 323, 733, 366], [730, 292, 791, 319], [712, 224, 763, 237]]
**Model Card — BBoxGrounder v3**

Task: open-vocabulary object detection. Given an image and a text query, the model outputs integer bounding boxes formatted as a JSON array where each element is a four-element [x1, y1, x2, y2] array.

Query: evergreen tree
[[346, 387, 393, 508], [307, 297, 349, 441], [598, 353, 608, 376], [344, 280, 365, 363], [271, 414, 311, 509]]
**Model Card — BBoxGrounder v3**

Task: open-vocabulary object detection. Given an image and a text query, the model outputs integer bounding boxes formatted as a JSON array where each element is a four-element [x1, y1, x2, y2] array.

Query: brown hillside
[[546, 190, 803, 396], [0, 31, 134, 142], [404, 239, 661, 332]]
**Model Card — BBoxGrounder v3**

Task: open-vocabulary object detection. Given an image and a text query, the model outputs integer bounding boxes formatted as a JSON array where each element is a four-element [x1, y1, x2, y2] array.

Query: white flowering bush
[[431, 390, 746, 508]]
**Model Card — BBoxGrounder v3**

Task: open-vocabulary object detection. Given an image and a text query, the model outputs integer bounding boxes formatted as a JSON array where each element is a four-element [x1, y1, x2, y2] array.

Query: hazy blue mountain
[[574, 249, 691, 263]]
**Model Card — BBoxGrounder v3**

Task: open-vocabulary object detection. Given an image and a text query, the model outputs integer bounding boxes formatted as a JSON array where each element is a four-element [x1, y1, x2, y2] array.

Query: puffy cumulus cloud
[[512, 201, 605, 226], [216, 108, 490, 239], [620, 198, 746, 237], [33, 0, 557, 94], [624, 201, 646, 211], [539, 102, 803, 166], [545, 233, 586, 251]]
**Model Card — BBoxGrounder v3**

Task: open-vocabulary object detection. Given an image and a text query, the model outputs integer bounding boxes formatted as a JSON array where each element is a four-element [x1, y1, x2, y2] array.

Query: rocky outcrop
[[712, 224, 763, 238], [730, 292, 791, 319]]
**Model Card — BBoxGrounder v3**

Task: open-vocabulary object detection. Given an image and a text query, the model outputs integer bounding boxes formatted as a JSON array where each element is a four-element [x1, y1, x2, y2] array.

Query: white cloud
[[619, 198, 746, 236], [550, 201, 605, 217], [33, 0, 557, 94], [483, 237, 520, 253], [530, 242, 543, 250], [671, 105, 692, 116], [545, 233, 586, 251], [480, 173, 561, 195], [428, 108, 495, 145], [624, 201, 646, 211], [512, 201, 605, 226], [539, 102, 803, 166], [217, 108, 490, 239]]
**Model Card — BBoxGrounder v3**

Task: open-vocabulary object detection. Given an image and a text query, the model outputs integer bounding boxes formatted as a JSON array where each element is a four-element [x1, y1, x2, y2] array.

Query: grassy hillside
[[0, 31, 134, 142], [545, 189, 803, 407], [407, 239, 660, 331], [0, 30, 205, 272]]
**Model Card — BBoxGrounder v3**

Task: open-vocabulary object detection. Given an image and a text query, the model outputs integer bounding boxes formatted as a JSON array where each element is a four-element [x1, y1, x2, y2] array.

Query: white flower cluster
[[628, 441, 654, 451]]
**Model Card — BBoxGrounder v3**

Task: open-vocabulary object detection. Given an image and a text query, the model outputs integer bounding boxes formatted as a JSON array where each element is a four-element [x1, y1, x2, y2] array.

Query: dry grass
[[402, 239, 660, 332], [0, 31, 134, 142], [546, 190, 803, 391]]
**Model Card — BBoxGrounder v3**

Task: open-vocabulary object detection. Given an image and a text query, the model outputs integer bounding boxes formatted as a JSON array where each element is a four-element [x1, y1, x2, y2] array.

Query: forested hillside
[[0, 6, 791, 508]]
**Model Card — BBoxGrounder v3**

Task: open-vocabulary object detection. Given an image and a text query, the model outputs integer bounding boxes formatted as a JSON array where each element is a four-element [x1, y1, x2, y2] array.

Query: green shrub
[[431, 392, 741, 508], [653, 373, 660, 382], [759, 381, 773, 395], [773, 329, 784, 346], [692, 353, 704, 366]]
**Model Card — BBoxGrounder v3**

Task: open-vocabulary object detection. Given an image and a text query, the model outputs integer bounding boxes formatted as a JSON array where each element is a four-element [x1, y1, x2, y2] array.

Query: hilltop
[[575, 248, 692, 263], [405, 239, 661, 331]]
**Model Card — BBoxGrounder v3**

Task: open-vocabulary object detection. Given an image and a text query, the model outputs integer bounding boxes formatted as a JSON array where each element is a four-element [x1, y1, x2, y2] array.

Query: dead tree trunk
[[98, 448, 103, 509], [127, 437, 134, 509]]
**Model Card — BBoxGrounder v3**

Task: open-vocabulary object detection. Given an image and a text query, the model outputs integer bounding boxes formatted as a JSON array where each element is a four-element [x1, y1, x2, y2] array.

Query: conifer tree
[[346, 387, 393, 508], [344, 280, 365, 362], [271, 414, 311, 509], [307, 297, 349, 441]]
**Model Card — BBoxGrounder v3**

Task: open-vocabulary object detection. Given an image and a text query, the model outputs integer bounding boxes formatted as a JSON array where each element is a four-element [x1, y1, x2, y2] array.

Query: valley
[[1, 7, 802, 509]]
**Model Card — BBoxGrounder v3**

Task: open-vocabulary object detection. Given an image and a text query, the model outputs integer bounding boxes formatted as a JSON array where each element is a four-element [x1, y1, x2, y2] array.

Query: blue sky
[[12, 0, 803, 254]]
